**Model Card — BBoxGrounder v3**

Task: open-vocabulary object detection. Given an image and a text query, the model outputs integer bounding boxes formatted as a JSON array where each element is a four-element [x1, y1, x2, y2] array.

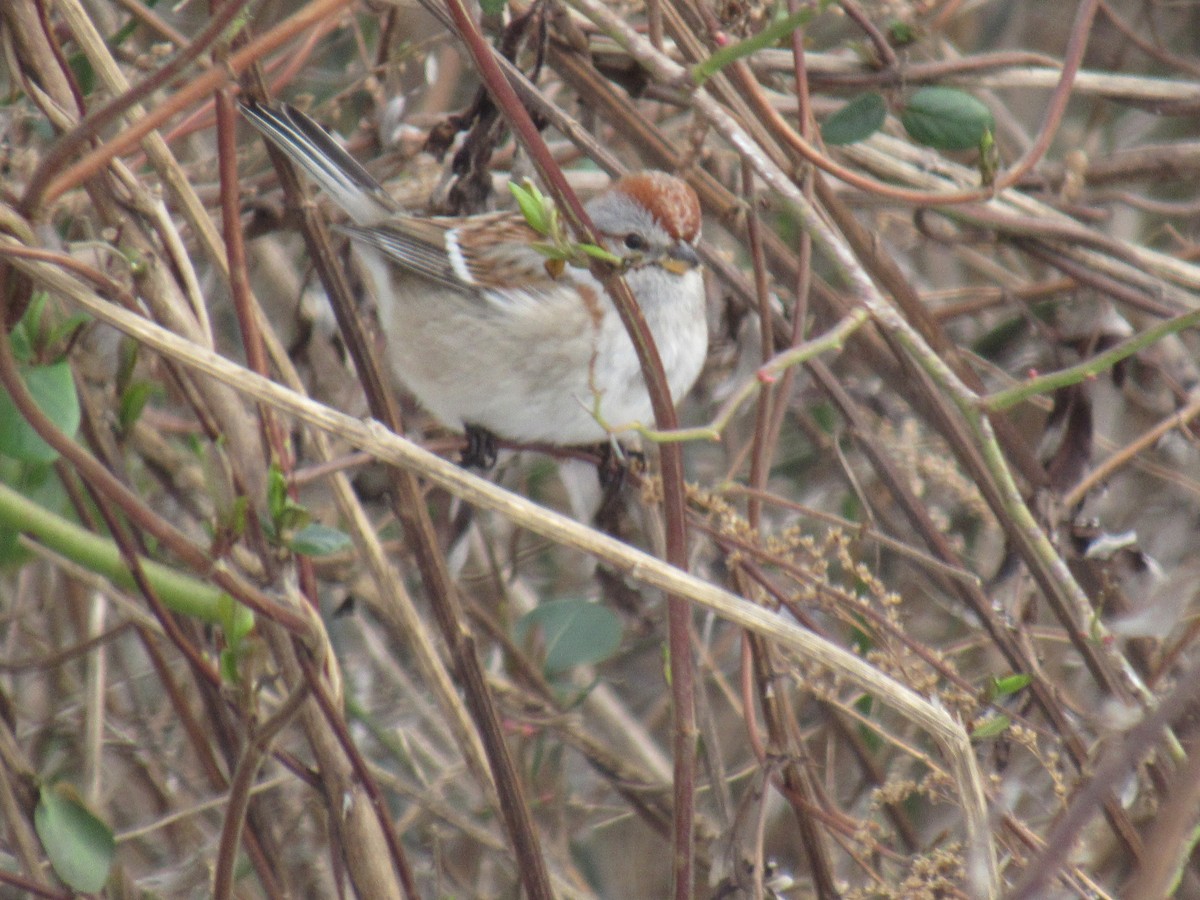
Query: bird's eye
[[623, 233, 647, 251]]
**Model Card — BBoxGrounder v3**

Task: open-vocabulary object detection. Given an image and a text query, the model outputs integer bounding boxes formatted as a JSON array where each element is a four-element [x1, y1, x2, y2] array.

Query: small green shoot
[[971, 715, 1011, 741], [986, 672, 1032, 700], [508, 179, 622, 276]]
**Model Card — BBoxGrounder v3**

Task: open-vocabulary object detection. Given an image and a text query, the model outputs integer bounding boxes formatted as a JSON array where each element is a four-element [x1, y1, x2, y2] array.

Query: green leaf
[[220, 647, 241, 684], [118, 380, 161, 432], [887, 20, 918, 47], [987, 672, 1032, 699], [515, 599, 622, 674], [900, 87, 994, 151], [809, 401, 837, 434], [979, 127, 1000, 186], [216, 590, 256, 646], [971, 715, 1011, 741], [266, 462, 308, 536], [508, 180, 552, 235], [479, 0, 507, 13], [289, 522, 352, 557], [35, 784, 115, 893], [0, 360, 81, 463], [44, 313, 90, 358], [692, 7, 815, 84], [108, 14, 142, 49], [577, 242, 623, 265], [821, 93, 886, 146], [267, 462, 288, 523], [9, 293, 46, 363], [67, 53, 96, 96]]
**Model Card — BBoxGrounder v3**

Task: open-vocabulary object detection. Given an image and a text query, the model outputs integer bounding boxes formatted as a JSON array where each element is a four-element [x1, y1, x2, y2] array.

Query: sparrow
[[241, 102, 707, 462]]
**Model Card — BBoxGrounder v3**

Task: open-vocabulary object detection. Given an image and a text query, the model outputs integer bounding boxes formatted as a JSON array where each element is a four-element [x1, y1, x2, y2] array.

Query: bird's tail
[[240, 101, 394, 224]]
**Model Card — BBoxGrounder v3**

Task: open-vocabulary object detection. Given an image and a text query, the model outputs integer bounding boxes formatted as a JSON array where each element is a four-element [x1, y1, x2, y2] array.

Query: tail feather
[[240, 101, 394, 224]]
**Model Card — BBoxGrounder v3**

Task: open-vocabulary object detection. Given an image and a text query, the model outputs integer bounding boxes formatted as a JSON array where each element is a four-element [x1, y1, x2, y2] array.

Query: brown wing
[[338, 212, 543, 293]]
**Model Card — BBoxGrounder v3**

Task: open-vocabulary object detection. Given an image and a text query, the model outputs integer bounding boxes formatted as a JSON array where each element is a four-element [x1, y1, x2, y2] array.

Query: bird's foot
[[596, 440, 645, 490], [461, 424, 499, 470]]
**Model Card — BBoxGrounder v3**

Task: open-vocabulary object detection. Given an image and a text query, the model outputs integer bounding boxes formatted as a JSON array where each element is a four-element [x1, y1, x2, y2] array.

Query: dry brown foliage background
[[3, 0, 1200, 897]]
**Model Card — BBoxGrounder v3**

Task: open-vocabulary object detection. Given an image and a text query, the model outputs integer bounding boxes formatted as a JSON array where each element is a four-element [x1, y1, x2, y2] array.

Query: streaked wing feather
[[339, 221, 462, 289], [340, 212, 550, 297]]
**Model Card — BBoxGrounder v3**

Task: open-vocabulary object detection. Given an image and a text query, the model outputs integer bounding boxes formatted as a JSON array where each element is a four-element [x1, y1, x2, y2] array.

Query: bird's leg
[[595, 440, 635, 488], [595, 439, 645, 523], [461, 424, 499, 470]]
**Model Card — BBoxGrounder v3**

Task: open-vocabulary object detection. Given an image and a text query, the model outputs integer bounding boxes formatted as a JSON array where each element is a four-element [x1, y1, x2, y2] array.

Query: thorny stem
[[625, 309, 869, 444], [984, 307, 1200, 412]]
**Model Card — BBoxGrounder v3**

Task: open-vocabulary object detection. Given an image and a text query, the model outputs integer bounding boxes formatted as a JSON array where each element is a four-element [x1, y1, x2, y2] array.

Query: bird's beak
[[662, 241, 701, 274]]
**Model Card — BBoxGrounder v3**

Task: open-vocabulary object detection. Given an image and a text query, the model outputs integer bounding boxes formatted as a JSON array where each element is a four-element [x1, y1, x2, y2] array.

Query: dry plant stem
[[45, 0, 230, 296], [212, 677, 311, 900], [0, 720, 44, 889], [632, 310, 870, 444], [111, 0, 189, 45], [813, 175, 1048, 489], [1005, 242, 1178, 319], [837, 0, 897, 69], [741, 161, 838, 899], [22, 0, 250, 217], [0, 616, 133, 673], [1096, 0, 1200, 80], [746, 629, 837, 897], [436, 2, 698, 895], [719, 486, 979, 585], [254, 628, 407, 900], [292, 653, 419, 899], [216, 87, 286, 463], [38, 0, 357, 206], [761, 5, 814, 476], [688, 0, 1098, 208], [0, 869, 68, 900], [985, 307, 1200, 413], [314, 431, 499, 802], [750, 49, 1200, 102], [1120, 740, 1200, 900], [0, 272, 309, 643], [1008, 658, 1200, 899], [487, 678, 676, 839], [53, 442, 287, 893], [842, 134, 1200, 303], [26, 263, 1001, 900], [76, 601, 287, 895], [0, 2, 76, 115]]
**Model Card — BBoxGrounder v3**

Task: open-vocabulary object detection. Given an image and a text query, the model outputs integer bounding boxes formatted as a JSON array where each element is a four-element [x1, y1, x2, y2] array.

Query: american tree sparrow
[[242, 102, 707, 460]]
